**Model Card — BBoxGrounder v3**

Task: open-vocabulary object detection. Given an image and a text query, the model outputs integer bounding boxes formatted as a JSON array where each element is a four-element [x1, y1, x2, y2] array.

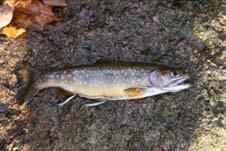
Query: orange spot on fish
[[124, 88, 144, 96]]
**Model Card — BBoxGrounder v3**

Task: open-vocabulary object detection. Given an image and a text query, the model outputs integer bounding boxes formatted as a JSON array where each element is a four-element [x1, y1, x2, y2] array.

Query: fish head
[[149, 68, 190, 92]]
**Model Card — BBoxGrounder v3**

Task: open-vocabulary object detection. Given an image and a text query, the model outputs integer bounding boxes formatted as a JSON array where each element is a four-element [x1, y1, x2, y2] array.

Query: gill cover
[[149, 69, 189, 88]]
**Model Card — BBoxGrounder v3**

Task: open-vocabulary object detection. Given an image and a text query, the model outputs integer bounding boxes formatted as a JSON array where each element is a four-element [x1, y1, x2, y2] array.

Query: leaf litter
[[0, 0, 67, 39], [0, 1, 14, 29], [1, 25, 26, 39]]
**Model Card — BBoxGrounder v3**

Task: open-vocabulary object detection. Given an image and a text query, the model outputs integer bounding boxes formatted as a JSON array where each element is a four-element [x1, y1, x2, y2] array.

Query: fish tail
[[15, 67, 39, 104]]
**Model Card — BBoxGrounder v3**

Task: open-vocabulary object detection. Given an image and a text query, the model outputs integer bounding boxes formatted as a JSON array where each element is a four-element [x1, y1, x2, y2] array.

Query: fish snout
[[149, 69, 190, 89]]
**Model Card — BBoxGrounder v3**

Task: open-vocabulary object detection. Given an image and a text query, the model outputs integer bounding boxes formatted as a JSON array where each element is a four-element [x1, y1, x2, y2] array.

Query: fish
[[15, 61, 191, 107]]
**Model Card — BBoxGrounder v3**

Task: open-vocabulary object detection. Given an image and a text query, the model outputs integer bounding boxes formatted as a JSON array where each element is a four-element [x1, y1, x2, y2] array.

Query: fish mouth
[[167, 76, 188, 87], [162, 76, 191, 92], [149, 69, 191, 92]]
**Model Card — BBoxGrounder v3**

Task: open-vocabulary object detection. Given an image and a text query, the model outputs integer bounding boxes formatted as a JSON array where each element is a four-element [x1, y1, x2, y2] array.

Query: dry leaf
[[22, 144, 30, 151], [43, 0, 67, 7], [0, 2, 14, 29], [14, 0, 33, 9], [0, 0, 67, 39], [5, 0, 17, 6], [14, 1, 59, 30], [0, 25, 26, 39], [33, 1, 59, 29], [14, 14, 34, 28]]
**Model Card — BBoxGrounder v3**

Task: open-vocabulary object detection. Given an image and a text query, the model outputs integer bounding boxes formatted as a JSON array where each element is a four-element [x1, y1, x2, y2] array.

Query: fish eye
[[170, 71, 177, 77]]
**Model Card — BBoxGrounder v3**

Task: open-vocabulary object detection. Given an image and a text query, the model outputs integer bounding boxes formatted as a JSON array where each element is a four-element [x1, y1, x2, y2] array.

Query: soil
[[0, 0, 225, 151]]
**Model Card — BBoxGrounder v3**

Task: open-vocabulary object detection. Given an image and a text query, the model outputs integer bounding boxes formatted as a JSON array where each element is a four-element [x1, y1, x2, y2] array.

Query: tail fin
[[15, 68, 39, 105]]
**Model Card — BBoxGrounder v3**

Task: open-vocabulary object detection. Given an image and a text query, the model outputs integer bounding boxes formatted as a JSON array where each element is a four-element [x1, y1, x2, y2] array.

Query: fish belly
[[74, 85, 128, 97]]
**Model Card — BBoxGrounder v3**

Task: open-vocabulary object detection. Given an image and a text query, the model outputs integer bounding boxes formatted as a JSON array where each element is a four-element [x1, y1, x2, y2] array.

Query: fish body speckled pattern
[[16, 61, 190, 104], [36, 62, 155, 97]]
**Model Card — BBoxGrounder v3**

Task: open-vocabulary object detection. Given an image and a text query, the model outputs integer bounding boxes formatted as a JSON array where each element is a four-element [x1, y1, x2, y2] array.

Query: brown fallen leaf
[[22, 144, 30, 151], [4, 0, 16, 6], [0, 0, 67, 39], [43, 0, 67, 7], [14, 13, 34, 28], [14, 0, 33, 9], [0, 1, 14, 29], [0, 25, 26, 39], [14, 0, 59, 30]]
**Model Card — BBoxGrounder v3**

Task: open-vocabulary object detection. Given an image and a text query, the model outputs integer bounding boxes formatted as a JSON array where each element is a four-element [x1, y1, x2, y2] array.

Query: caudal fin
[[15, 68, 38, 104]]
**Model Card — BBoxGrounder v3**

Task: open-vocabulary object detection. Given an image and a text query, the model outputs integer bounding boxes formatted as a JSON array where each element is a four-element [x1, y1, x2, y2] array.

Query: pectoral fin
[[124, 87, 145, 96]]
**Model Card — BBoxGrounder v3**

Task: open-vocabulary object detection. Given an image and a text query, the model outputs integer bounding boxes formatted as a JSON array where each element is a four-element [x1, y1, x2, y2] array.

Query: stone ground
[[0, 0, 225, 151]]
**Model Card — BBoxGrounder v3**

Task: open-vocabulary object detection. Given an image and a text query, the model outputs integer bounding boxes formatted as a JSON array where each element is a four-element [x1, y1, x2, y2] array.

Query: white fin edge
[[58, 95, 76, 107], [85, 100, 106, 107]]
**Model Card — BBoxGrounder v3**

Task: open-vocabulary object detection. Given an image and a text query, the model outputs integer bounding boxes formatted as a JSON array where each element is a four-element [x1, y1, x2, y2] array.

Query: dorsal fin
[[94, 59, 123, 65]]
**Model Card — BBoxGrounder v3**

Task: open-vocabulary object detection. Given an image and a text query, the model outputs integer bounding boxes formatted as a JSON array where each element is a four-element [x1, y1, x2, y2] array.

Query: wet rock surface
[[0, 0, 224, 151]]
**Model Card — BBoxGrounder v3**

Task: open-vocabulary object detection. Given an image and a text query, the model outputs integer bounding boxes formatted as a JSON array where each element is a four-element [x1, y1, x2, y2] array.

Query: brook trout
[[15, 61, 190, 106]]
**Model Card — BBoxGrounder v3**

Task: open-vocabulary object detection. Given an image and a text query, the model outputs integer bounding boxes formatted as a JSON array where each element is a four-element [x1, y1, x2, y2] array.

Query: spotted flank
[[15, 61, 191, 106]]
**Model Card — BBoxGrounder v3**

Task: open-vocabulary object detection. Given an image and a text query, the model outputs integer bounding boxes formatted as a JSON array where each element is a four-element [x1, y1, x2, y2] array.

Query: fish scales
[[36, 64, 153, 97], [15, 61, 190, 105]]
